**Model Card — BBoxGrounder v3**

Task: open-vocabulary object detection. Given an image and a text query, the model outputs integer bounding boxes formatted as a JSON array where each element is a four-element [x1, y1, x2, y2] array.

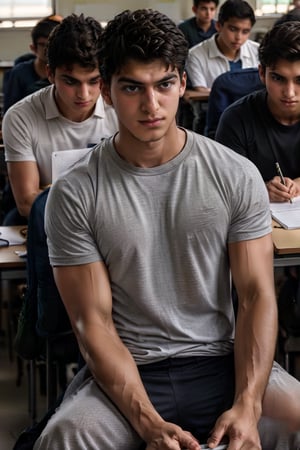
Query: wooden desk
[[0, 244, 26, 270], [183, 89, 209, 104], [0, 225, 27, 270], [273, 222, 300, 267]]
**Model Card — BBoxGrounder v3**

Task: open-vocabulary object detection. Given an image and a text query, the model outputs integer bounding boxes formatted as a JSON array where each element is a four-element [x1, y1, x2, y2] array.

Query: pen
[[275, 162, 293, 204]]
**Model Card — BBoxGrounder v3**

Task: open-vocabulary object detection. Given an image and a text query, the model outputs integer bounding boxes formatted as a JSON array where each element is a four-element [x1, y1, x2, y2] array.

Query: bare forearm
[[74, 321, 163, 441], [234, 292, 278, 417], [15, 189, 42, 217]]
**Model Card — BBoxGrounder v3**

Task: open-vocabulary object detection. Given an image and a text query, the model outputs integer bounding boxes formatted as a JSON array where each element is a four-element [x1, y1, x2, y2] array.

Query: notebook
[[270, 196, 300, 230], [51, 148, 92, 182]]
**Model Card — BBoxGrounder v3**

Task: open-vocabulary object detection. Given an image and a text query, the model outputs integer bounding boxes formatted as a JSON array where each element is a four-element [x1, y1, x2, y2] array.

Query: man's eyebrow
[[60, 74, 101, 82], [117, 74, 178, 85]]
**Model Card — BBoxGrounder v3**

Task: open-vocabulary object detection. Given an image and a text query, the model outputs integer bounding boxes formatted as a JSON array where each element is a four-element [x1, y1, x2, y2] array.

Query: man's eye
[[271, 74, 282, 82], [123, 86, 139, 93]]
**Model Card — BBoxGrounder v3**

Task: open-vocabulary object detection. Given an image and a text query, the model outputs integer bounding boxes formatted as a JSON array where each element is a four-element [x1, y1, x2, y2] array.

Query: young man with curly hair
[[2, 14, 118, 221], [34, 9, 300, 450]]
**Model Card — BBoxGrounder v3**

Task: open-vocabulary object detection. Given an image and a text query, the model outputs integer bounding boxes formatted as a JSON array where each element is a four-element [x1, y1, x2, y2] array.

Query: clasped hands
[[144, 404, 261, 450]]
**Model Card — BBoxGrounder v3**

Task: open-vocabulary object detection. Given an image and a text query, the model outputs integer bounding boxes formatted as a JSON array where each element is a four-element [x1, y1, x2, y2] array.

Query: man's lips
[[139, 118, 163, 126]]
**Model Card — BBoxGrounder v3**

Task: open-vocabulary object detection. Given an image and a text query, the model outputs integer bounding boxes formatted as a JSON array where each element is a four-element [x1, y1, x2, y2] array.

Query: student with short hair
[[178, 0, 219, 48], [215, 20, 300, 203], [3, 15, 62, 112], [2, 13, 118, 221], [186, 0, 259, 95], [177, 0, 219, 131], [34, 9, 300, 450]]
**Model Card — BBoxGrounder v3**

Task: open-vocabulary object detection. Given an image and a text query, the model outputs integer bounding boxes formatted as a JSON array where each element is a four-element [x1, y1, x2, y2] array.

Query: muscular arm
[[208, 234, 278, 448], [7, 161, 42, 217], [53, 262, 201, 450]]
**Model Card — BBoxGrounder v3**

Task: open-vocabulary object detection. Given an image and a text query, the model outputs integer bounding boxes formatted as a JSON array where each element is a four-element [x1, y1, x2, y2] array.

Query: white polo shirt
[[185, 34, 259, 89], [2, 84, 118, 186]]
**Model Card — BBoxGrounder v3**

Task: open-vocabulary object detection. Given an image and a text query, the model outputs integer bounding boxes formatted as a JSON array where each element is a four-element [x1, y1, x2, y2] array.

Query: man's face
[[31, 37, 48, 63], [101, 59, 186, 145], [193, 1, 217, 27], [259, 59, 300, 124], [216, 18, 252, 56], [48, 64, 101, 122]]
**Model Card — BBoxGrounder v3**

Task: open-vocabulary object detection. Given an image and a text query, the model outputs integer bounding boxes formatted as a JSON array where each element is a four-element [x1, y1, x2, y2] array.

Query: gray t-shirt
[[45, 130, 271, 364], [2, 85, 118, 186]]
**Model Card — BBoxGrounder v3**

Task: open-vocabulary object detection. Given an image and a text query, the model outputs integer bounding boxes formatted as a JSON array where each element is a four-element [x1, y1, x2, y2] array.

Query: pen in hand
[[275, 162, 293, 204]]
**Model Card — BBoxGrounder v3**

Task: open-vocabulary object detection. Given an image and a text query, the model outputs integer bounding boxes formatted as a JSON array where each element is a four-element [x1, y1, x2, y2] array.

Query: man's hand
[[206, 404, 261, 450], [266, 176, 299, 202], [145, 421, 201, 450]]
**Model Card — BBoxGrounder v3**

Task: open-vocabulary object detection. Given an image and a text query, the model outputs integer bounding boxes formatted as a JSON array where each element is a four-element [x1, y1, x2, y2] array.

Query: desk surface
[[272, 221, 300, 255], [0, 244, 26, 269], [183, 89, 209, 103], [0, 226, 27, 269]]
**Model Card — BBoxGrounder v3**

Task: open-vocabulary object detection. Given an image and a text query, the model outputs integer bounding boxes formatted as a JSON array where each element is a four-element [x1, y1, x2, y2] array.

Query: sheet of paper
[[0, 227, 26, 245], [270, 196, 300, 229], [52, 148, 91, 182]]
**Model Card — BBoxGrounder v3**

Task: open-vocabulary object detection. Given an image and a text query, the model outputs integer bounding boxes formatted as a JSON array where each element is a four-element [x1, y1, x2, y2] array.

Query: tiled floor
[[0, 327, 47, 449]]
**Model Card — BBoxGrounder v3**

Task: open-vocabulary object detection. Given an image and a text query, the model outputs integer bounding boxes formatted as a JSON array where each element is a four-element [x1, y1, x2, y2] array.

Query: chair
[[14, 188, 79, 423], [205, 68, 264, 139], [277, 270, 300, 376]]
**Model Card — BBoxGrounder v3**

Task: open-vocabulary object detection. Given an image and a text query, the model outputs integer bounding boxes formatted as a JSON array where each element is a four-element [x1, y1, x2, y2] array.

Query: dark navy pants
[[139, 354, 235, 442]]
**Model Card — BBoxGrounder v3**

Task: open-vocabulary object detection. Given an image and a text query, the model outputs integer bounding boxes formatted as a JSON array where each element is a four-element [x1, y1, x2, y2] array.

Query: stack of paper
[[270, 196, 300, 230]]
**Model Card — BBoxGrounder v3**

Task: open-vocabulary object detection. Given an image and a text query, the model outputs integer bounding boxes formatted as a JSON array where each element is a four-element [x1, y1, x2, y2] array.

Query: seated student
[[185, 0, 259, 96], [178, 0, 218, 48], [215, 20, 300, 203], [177, 0, 219, 130], [34, 9, 300, 450], [2, 13, 118, 222], [3, 15, 62, 112]]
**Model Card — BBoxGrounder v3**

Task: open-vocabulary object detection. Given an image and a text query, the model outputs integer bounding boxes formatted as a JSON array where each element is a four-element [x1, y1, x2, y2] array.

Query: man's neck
[[196, 19, 212, 33], [113, 126, 186, 168]]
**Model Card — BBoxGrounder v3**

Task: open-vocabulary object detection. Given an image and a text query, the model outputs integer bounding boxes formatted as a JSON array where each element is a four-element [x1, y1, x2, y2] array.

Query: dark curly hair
[[47, 13, 103, 73], [259, 21, 300, 70], [98, 9, 189, 84]]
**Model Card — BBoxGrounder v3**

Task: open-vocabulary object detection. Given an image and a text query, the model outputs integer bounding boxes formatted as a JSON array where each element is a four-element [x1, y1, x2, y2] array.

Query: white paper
[[0, 227, 26, 245], [52, 148, 91, 182], [270, 196, 300, 229]]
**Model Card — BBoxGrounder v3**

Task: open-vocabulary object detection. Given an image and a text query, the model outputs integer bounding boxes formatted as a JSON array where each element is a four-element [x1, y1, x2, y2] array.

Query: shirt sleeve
[[2, 105, 37, 163], [185, 47, 208, 88]]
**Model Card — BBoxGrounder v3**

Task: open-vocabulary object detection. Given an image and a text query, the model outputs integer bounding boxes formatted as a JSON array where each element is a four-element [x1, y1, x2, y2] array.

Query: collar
[[208, 34, 253, 61], [45, 84, 105, 120]]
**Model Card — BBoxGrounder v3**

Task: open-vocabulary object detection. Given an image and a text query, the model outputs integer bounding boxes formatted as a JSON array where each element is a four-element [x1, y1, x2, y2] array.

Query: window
[[0, 0, 54, 27], [256, 0, 291, 14]]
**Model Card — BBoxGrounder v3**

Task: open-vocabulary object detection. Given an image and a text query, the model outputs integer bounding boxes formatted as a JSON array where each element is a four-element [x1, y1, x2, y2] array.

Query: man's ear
[[29, 43, 38, 55], [215, 21, 222, 32], [179, 71, 187, 98], [258, 64, 266, 85], [100, 80, 113, 106]]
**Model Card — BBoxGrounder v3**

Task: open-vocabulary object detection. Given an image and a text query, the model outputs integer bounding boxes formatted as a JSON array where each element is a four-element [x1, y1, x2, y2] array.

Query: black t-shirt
[[215, 89, 300, 182]]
